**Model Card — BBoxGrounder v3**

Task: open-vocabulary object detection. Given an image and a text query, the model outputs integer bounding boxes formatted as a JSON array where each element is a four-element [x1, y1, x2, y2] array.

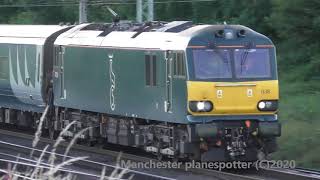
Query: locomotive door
[[165, 51, 173, 113], [58, 46, 65, 99]]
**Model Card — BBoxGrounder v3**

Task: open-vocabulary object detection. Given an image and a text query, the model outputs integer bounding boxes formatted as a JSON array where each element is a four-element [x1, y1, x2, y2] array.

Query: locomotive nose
[[187, 80, 279, 115]]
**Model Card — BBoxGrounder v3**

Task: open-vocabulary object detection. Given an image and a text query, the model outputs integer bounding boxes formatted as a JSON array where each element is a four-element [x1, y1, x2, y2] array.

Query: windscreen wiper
[[240, 42, 253, 73], [211, 44, 231, 72]]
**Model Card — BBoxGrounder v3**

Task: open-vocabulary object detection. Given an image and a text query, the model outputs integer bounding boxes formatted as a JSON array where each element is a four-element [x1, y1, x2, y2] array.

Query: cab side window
[[173, 52, 186, 78], [145, 54, 157, 86]]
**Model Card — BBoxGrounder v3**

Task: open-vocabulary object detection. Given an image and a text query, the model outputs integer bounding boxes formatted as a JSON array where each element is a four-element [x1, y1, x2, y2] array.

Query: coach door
[[165, 51, 173, 113]]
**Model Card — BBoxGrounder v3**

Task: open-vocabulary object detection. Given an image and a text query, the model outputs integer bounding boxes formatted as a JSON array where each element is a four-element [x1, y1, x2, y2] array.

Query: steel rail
[[257, 167, 320, 180], [295, 167, 320, 176], [0, 158, 128, 180], [0, 129, 320, 180], [0, 129, 176, 180]]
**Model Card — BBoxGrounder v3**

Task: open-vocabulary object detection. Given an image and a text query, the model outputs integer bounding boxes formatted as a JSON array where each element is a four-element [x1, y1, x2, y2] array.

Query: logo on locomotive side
[[247, 89, 253, 97], [217, 90, 223, 98], [109, 54, 116, 111]]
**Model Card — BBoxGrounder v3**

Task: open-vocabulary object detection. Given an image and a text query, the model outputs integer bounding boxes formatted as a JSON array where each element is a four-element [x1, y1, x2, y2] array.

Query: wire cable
[[0, 0, 217, 8]]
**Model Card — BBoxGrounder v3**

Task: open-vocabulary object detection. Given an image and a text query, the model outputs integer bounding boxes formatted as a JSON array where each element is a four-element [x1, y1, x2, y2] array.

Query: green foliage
[[268, 0, 320, 80], [156, 1, 194, 21], [9, 11, 37, 24], [88, 4, 136, 23], [273, 81, 320, 169]]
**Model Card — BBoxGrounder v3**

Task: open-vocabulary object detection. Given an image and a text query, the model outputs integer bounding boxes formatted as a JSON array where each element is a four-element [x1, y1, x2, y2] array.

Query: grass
[[272, 79, 320, 169], [0, 113, 131, 180]]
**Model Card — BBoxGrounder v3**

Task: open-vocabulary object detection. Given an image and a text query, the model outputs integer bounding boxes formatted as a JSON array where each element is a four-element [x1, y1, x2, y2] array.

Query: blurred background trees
[[0, 0, 319, 168], [0, 0, 318, 80]]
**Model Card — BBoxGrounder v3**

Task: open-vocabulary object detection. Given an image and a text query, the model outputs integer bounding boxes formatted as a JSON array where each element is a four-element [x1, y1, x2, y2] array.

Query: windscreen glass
[[234, 48, 271, 78], [193, 49, 232, 79], [192, 48, 273, 80]]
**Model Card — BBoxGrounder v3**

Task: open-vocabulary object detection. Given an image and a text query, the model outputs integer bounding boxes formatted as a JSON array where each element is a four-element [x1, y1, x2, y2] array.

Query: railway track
[[0, 128, 176, 180], [0, 151, 107, 180], [0, 128, 319, 180]]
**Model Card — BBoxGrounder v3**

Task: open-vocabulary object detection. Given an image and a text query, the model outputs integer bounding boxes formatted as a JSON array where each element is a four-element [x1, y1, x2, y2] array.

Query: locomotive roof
[[54, 21, 270, 51], [0, 25, 68, 45], [0, 22, 270, 49], [54, 22, 193, 51]]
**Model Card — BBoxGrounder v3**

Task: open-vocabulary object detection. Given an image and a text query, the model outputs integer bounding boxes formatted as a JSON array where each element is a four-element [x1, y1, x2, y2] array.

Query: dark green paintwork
[[53, 47, 188, 124]]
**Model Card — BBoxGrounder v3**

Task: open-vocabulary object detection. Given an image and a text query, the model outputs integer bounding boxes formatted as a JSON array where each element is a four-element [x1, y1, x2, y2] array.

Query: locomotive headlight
[[197, 102, 205, 111], [225, 31, 234, 39], [257, 100, 278, 111], [189, 101, 213, 112], [258, 102, 266, 109]]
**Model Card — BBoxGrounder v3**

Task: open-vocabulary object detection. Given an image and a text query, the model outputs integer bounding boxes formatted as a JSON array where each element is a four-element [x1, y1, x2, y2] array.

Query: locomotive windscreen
[[193, 49, 232, 79], [234, 48, 271, 78], [192, 48, 273, 80]]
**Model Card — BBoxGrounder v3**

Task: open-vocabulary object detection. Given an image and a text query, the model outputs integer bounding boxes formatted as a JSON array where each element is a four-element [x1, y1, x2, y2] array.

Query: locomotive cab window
[[173, 52, 186, 78], [145, 54, 157, 86], [234, 48, 271, 78], [193, 49, 232, 80]]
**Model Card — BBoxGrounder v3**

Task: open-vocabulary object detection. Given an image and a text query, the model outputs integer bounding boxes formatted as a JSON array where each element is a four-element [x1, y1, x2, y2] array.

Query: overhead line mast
[[136, 0, 154, 23], [79, 0, 88, 23]]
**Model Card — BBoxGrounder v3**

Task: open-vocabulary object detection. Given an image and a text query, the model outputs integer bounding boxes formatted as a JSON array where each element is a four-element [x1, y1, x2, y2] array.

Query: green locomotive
[[0, 21, 281, 161]]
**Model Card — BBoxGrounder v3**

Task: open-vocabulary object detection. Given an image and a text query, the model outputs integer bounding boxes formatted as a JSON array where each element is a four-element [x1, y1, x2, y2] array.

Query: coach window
[[0, 57, 9, 80], [145, 54, 157, 86], [173, 52, 186, 78]]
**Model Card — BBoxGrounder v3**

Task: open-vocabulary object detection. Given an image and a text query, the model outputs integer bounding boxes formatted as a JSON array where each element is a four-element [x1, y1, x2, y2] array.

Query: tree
[[268, 0, 320, 80]]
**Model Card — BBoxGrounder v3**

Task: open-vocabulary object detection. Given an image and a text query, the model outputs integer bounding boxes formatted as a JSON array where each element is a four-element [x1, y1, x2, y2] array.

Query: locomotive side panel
[[114, 49, 187, 123], [111, 49, 188, 123], [53, 46, 109, 112], [53, 46, 188, 123], [109, 49, 166, 119]]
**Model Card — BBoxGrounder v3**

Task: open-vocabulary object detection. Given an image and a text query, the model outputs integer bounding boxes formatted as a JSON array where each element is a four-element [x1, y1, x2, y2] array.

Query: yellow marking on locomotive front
[[187, 80, 279, 115]]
